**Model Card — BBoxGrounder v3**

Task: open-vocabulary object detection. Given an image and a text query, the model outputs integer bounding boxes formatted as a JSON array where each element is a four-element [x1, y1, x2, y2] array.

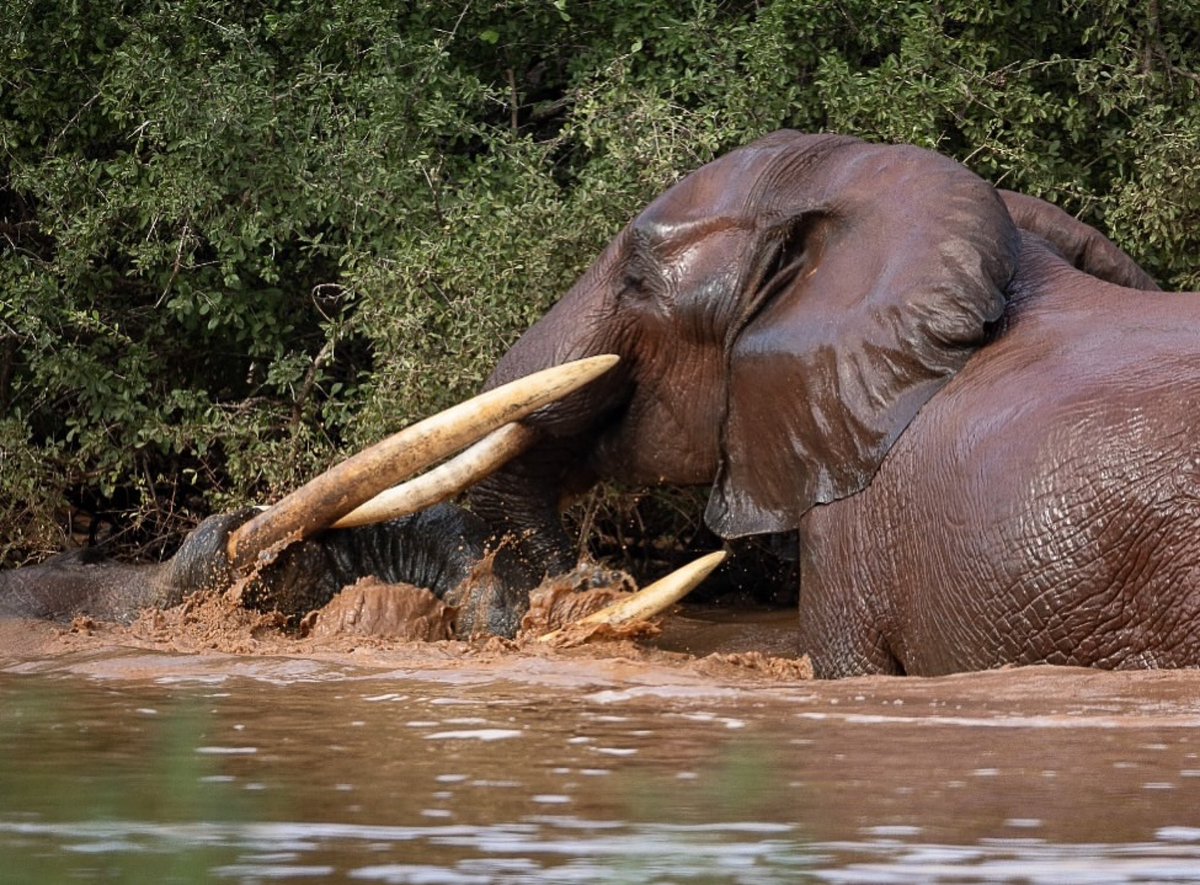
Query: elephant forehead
[[631, 205, 754, 255], [635, 151, 770, 237]]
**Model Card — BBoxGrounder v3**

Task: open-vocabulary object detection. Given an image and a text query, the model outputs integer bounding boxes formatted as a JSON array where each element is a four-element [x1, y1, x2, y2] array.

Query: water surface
[[4, 627, 1200, 882]]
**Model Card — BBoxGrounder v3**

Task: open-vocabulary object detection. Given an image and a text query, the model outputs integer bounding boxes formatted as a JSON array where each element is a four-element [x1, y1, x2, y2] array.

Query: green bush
[[2, 0, 1197, 563]]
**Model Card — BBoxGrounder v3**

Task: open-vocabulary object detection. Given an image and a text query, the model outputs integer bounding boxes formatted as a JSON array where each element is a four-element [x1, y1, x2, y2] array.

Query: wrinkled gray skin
[[798, 238, 1199, 676], [465, 130, 1200, 677], [0, 505, 535, 637]]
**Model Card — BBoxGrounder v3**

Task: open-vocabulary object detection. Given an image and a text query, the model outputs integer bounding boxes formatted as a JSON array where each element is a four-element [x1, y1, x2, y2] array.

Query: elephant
[[5, 130, 1197, 678], [0, 505, 537, 637], [461, 130, 1199, 677], [0, 359, 631, 634], [0, 513, 241, 624]]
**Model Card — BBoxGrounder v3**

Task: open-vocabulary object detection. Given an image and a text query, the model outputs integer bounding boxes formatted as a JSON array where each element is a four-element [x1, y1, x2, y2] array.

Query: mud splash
[[9, 557, 819, 691], [519, 570, 636, 636], [299, 578, 456, 641], [8, 588, 812, 694]]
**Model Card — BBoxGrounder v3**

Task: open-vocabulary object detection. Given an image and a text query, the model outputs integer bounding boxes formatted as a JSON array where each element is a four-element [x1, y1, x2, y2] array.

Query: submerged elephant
[[0, 506, 533, 636], [5, 130, 1198, 678], [0, 363, 618, 636]]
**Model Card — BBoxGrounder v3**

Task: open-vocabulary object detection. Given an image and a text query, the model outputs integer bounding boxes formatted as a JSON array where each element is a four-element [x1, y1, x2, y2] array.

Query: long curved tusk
[[332, 422, 538, 529], [537, 551, 726, 644], [227, 354, 619, 568]]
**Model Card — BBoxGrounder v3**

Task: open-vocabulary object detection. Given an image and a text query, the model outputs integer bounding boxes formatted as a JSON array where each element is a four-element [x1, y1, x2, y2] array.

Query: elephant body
[[467, 131, 1200, 676], [0, 506, 533, 636], [799, 239, 1200, 675], [0, 513, 239, 622]]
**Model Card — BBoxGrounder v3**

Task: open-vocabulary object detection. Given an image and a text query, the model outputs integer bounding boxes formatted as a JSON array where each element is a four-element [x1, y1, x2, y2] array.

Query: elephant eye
[[760, 215, 820, 299], [619, 246, 659, 302], [764, 240, 803, 291]]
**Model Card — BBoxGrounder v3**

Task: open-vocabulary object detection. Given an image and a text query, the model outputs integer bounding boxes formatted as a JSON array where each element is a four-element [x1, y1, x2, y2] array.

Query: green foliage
[[1, 0, 1198, 561]]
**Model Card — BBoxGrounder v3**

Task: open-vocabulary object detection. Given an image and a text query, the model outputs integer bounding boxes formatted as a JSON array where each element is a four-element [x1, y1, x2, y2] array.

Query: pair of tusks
[[224, 353, 725, 634], [226, 355, 620, 568]]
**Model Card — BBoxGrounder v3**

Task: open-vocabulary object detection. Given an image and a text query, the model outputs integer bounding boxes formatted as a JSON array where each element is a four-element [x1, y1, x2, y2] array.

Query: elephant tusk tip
[[537, 550, 727, 644], [546, 353, 620, 387], [585, 353, 620, 370]]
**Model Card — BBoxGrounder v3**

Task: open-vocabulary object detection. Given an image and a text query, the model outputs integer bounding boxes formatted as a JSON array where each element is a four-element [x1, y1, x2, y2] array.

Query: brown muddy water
[[4, 610, 1200, 883]]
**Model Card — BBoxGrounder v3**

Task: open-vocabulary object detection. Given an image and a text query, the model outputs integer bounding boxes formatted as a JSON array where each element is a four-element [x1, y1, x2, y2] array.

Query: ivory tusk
[[537, 550, 726, 644], [332, 422, 538, 529], [226, 354, 619, 568]]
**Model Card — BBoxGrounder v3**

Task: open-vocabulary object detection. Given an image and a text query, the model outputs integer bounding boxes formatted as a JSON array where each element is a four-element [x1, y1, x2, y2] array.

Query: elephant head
[[471, 131, 1021, 565]]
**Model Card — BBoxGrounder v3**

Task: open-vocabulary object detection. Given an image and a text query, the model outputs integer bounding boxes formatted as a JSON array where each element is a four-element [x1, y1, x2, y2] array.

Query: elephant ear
[[705, 136, 1019, 538], [999, 190, 1159, 291]]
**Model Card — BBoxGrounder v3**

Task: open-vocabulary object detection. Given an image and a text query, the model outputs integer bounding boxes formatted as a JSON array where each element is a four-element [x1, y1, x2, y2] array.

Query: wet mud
[[299, 578, 456, 642], [519, 571, 636, 636], [1, 588, 812, 691]]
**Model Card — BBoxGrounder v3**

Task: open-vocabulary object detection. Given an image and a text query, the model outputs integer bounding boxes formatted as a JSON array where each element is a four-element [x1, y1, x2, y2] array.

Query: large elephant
[[5, 130, 1196, 679], [462, 130, 1198, 677]]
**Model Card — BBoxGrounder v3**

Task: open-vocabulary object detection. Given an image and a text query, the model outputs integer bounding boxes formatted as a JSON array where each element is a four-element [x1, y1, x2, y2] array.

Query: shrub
[[2, 0, 1196, 564]]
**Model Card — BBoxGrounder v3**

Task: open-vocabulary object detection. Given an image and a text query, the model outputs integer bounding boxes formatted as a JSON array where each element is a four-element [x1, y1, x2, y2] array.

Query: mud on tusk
[[332, 422, 538, 529], [537, 550, 727, 644], [226, 354, 619, 568]]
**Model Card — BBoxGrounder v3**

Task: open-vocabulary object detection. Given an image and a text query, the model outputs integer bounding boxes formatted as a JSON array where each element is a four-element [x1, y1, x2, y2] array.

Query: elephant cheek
[[591, 390, 723, 486]]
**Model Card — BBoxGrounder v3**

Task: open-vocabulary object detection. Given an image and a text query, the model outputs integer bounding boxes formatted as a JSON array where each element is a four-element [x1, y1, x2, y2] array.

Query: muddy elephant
[[462, 130, 1198, 677], [0, 356, 656, 638], [0, 362, 634, 634], [5, 130, 1198, 678], [0, 506, 542, 636]]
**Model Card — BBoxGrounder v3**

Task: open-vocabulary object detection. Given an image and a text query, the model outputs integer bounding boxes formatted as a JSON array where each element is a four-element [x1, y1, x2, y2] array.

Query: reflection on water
[[4, 656, 1200, 882]]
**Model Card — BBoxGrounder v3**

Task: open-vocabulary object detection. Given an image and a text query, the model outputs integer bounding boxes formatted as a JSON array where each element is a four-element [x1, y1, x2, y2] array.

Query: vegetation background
[[2, 0, 1198, 569]]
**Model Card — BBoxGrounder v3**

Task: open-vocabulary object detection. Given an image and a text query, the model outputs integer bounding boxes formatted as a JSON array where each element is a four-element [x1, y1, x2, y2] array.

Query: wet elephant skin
[[0, 505, 536, 638], [464, 130, 1200, 677]]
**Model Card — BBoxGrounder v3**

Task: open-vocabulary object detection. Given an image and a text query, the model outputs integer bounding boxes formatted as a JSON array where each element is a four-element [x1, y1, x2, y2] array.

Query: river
[[3, 612, 1200, 882]]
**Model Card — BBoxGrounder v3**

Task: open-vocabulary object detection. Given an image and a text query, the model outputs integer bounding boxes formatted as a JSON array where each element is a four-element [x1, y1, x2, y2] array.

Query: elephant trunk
[[468, 267, 635, 577], [0, 512, 242, 623]]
